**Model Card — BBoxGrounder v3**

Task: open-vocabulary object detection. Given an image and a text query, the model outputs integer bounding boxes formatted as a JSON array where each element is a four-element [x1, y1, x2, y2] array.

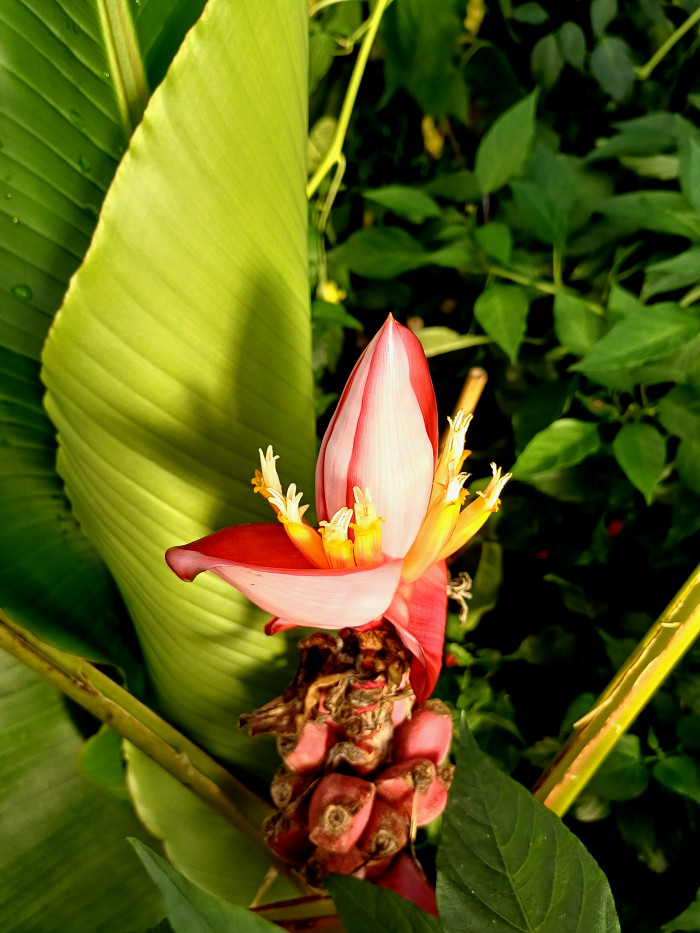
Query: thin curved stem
[[636, 5, 700, 81], [533, 562, 700, 816]]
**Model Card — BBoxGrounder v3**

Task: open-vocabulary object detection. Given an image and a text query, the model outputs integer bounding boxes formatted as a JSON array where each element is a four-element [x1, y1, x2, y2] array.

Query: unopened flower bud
[[358, 799, 408, 860], [308, 773, 376, 853], [393, 699, 452, 764], [377, 853, 438, 916], [278, 719, 333, 773], [375, 758, 452, 826]]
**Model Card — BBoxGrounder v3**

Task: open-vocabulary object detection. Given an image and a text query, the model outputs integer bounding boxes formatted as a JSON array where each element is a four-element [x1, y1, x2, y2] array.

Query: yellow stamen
[[402, 463, 469, 582], [267, 485, 329, 569], [437, 463, 511, 560], [351, 487, 383, 567], [319, 508, 356, 570], [431, 410, 472, 508], [251, 446, 283, 504]]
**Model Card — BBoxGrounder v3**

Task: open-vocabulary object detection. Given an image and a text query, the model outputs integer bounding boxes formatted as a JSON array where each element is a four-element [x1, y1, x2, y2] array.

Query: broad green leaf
[[327, 876, 440, 933], [511, 3, 549, 25], [79, 724, 129, 799], [620, 154, 679, 180], [436, 720, 620, 932], [653, 756, 700, 806], [662, 887, 700, 932], [363, 185, 442, 221], [473, 283, 530, 361], [42, 0, 314, 769], [0, 0, 205, 670], [590, 37, 634, 102], [423, 171, 481, 202], [0, 651, 162, 932], [586, 113, 677, 163], [573, 305, 700, 378], [511, 419, 601, 478], [512, 380, 576, 448], [612, 422, 666, 505], [531, 34, 563, 90], [130, 839, 283, 932], [557, 22, 586, 72], [125, 743, 296, 906], [309, 23, 335, 95], [596, 192, 700, 240], [416, 326, 492, 358], [474, 222, 512, 264], [677, 438, 700, 495], [677, 117, 700, 216], [553, 292, 605, 356], [657, 386, 700, 440], [591, 0, 617, 36], [329, 227, 477, 279], [643, 248, 700, 300], [586, 734, 650, 801], [475, 91, 539, 194], [465, 540, 503, 631], [381, 0, 467, 121]]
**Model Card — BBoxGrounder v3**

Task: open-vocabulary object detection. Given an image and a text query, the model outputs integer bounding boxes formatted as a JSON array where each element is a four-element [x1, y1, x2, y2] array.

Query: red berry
[[308, 773, 376, 853], [393, 700, 452, 764], [377, 853, 438, 916], [278, 720, 333, 773]]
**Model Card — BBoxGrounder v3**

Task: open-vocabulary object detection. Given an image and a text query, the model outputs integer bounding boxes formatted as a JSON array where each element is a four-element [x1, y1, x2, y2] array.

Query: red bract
[[166, 314, 510, 700]]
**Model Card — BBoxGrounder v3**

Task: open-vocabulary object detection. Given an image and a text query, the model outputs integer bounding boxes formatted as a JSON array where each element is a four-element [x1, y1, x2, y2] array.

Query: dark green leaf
[[309, 27, 335, 94], [473, 283, 530, 360], [590, 38, 635, 103], [557, 22, 586, 72], [587, 113, 677, 163], [653, 756, 700, 805], [677, 438, 700, 495], [326, 875, 441, 933], [512, 3, 549, 25], [363, 186, 442, 221], [586, 735, 650, 801], [381, 0, 467, 120], [330, 228, 476, 279], [677, 117, 700, 215], [311, 300, 362, 330], [130, 840, 282, 933], [531, 34, 564, 90], [475, 91, 539, 194], [513, 380, 576, 448], [553, 292, 606, 356], [596, 190, 700, 239], [657, 386, 700, 440], [591, 0, 617, 36], [643, 247, 700, 299], [423, 171, 481, 202], [612, 422, 666, 504], [0, 652, 162, 932], [465, 540, 503, 631], [417, 327, 492, 358], [573, 305, 700, 376], [511, 419, 601, 477], [436, 720, 620, 932], [474, 223, 512, 263], [78, 725, 129, 799]]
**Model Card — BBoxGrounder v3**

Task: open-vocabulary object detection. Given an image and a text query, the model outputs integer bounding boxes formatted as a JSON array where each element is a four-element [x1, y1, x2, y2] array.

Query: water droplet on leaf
[[12, 284, 32, 301], [11, 216, 18, 224], [69, 109, 84, 127], [5, 192, 11, 199], [78, 155, 92, 173]]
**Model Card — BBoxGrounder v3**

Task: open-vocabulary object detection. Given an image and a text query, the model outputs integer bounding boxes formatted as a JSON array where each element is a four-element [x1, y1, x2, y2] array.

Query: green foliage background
[[2, 0, 700, 931]]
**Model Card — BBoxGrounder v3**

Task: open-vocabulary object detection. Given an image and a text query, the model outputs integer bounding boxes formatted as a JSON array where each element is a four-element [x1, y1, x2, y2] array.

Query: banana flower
[[166, 315, 509, 700]]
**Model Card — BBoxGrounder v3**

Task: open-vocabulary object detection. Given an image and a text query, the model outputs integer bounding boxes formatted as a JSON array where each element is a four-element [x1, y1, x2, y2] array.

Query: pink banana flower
[[166, 315, 509, 701]]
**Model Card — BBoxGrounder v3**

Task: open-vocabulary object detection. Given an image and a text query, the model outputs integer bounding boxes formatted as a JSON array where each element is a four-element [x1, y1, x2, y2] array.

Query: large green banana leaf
[[0, 650, 163, 932], [0, 0, 206, 670], [41, 0, 315, 771]]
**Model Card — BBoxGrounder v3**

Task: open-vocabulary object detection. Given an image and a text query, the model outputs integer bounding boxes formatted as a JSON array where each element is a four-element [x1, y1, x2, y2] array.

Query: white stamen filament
[[319, 507, 353, 542], [258, 445, 283, 494], [266, 484, 309, 524]]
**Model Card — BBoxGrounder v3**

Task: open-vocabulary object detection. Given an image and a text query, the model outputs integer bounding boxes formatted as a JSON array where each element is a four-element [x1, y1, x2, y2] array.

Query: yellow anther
[[319, 508, 356, 570], [351, 487, 383, 567], [267, 484, 329, 569], [402, 464, 468, 582], [437, 463, 511, 560], [431, 410, 472, 509], [252, 446, 283, 508]]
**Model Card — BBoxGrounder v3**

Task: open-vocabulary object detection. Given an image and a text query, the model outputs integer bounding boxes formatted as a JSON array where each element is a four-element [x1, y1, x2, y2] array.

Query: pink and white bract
[[166, 314, 509, 700]]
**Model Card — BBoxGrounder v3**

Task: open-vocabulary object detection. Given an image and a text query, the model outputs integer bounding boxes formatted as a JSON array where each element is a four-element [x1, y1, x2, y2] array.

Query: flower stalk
[[533, 561, 700, 816]]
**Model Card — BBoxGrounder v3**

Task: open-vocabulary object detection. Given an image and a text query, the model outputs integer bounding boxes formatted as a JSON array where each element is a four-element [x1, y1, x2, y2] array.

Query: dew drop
[[78, 154, 92, 173], [11, 216, 18, 224], [5, 192, 11, 199], [12, 284, 33, 301], [69, 109, 84, 127]]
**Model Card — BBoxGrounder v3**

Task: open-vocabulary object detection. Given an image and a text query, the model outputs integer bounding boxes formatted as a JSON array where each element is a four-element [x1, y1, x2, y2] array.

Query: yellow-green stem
[[307, 0, 392, 200], [636, 5, 700, 81], [533, 562, 700, 816], [0, 610, 282, 860]]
